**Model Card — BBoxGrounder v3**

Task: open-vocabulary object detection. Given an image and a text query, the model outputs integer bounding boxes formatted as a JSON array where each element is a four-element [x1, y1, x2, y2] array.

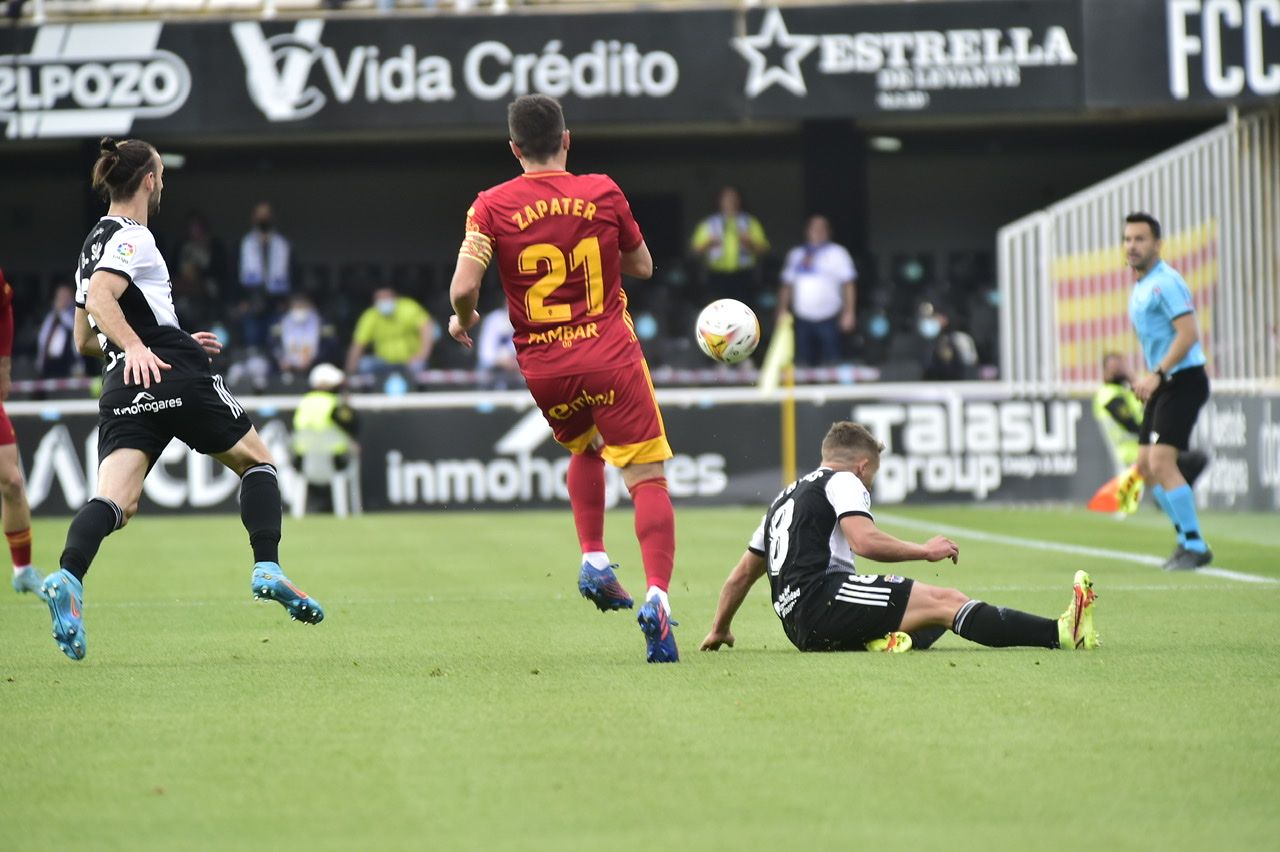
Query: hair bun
[[99, 137, 119, 154]]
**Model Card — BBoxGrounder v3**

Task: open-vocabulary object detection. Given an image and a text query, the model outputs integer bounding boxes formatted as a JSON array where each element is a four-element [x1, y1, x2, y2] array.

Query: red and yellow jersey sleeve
[[458, 197, 496, 269]]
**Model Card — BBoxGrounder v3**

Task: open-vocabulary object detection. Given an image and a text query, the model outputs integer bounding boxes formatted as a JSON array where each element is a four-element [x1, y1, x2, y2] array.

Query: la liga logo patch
[[114, 242, 136, 260]]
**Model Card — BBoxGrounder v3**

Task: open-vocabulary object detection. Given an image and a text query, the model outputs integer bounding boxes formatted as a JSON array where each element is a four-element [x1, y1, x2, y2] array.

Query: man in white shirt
[[777, 215, 857, 366]]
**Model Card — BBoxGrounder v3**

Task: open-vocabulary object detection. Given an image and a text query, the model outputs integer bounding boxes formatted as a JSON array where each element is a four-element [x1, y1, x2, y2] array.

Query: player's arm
[[620, 241, 653, 280], [700, 549, 767, 651], [1135, 296, 1201, 401], [1157, 313, 1200, 374], [840, 515, 958, 564], [1104, 396, 1141, 435], [73, 308, 104, 358], [447, 258, 485, 349], [85, 269, 170, 388]]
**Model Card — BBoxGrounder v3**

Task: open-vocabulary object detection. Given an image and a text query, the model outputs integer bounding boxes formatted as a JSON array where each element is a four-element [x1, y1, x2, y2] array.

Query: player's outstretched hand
[[923, 535, 959, 564], [700, 629, 735, 651], [124, 345, 171, 388], [191, 331, 223, 361], [448, 312, 479, 348]]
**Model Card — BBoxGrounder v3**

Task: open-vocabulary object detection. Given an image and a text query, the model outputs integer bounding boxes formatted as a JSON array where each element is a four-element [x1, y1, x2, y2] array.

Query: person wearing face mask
[[238, 201, 291, 298], [271, 294, 337, 376], [920, 305, 977, 381], [345, 286, 434, 383]]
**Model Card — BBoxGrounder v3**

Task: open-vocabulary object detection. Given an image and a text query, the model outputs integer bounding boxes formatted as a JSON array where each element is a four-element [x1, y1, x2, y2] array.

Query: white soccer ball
[[695, 299, 761, 365]]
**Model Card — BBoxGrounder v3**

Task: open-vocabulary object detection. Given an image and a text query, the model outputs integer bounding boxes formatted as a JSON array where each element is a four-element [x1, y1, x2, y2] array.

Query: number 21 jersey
[[460, 171, 645, 379]]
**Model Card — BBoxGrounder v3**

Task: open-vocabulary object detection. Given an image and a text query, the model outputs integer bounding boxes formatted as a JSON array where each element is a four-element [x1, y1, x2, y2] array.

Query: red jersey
[[461, 171, 644, 378]]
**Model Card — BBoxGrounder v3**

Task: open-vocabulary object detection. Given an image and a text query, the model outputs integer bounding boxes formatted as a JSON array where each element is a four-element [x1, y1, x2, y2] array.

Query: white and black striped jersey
[[74, 216, 209, 392], [748, 468, 874, 642]]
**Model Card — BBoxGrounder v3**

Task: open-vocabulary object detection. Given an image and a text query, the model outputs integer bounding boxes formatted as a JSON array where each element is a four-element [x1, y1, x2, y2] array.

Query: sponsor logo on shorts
[[774, 584, 800, 619], [526, 321, 599, 349], [883, 575, 904, 584], [547, 388, 615, 421], [112, 392, 183, 415]]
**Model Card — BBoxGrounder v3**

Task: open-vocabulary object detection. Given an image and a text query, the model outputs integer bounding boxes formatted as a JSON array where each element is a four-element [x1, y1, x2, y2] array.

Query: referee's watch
[[1155, 368, 1167, 384]]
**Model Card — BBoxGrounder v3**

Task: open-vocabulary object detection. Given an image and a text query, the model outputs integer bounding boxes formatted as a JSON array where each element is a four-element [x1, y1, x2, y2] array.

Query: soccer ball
[[695, 299, 761, 365]]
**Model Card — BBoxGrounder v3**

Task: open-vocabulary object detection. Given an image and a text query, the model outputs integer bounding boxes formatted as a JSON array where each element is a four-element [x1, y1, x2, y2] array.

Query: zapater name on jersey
[[74, 216, 210, 392], [458, 171, 645, 379], [748, 468, 875, 645]]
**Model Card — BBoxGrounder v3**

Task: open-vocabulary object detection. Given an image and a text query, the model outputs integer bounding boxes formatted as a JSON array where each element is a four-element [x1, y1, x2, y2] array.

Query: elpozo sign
[[2, 2, 1276, 139]]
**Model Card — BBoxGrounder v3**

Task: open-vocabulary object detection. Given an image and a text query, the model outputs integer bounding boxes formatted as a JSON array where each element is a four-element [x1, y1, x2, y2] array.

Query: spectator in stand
[[777, 215, 857, 367], [233, 201, 290, 373], [271, 294, 337, 377], [35, 284, 82, 379], [691, 186, 769, 304], [920, 304, 978, 381], [475, 309, 519, 389], [173, 211, 228, 329], [345, 286, 434, 383], [239, 201, 291, 298]]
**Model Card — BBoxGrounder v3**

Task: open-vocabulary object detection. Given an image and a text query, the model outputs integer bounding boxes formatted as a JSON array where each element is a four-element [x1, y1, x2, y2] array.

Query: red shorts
[[0, 405, 14, 446], [525, 359, 672, 467]]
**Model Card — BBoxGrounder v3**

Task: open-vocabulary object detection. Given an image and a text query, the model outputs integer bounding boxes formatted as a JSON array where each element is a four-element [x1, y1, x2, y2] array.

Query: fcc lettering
[[1168, 0, 1280, 100]]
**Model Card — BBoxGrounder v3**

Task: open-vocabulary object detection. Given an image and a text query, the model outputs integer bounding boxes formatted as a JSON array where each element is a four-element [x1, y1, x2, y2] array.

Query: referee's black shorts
[[97, 374, 253, 464], [1139, 365, 1209, 451]]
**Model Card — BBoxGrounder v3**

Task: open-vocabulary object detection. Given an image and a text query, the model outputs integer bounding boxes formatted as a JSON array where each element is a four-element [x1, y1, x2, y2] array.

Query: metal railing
[[998, 108, 1280, 396]]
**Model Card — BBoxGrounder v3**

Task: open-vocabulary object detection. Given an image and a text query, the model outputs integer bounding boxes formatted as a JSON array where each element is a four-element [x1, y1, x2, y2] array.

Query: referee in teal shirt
[[1124, 212, 1211, 571]]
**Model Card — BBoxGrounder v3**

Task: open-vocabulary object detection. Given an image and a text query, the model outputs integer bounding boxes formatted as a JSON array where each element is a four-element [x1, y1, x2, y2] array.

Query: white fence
[[998, 108, 1280, 396]]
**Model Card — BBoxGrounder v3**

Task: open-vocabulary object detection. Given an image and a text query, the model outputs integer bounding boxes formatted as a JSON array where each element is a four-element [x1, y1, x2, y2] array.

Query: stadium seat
[[289, 432, 362, 519]]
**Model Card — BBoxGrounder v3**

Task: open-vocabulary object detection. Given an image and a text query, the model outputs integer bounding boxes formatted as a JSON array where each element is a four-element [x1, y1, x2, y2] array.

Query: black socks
[[240, 464, 282, 565], [60, 497, 124, 582], [952, 600, 1059, 649]]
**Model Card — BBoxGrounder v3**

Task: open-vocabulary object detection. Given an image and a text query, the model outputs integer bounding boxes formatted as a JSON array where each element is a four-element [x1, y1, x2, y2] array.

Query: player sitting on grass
[[700, 422, 1098, 655]]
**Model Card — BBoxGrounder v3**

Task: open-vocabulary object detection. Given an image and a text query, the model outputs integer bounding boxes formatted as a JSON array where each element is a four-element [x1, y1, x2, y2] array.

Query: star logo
[[732, 8, 818, 98]]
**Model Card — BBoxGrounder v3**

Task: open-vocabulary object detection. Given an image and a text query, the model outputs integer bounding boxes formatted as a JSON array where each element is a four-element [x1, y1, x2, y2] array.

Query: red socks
[[6, 527, 32, 568], [567, 449, 606, 553], [629, 477, 675, 593]]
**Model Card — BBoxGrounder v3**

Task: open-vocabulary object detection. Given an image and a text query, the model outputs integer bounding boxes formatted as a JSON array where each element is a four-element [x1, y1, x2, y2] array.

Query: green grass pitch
[[2, 506, 1278, 850]]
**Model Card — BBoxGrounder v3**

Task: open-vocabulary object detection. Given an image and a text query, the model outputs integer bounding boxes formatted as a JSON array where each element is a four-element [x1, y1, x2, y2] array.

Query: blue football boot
[[42, 569, 86, 661], [12, 565, 45, 597], [637, 593, 679, 663], [578, 562, 633, 612], [251, 562, 324, 624]]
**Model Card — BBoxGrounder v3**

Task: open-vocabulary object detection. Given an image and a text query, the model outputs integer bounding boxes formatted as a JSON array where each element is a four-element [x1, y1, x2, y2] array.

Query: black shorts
[[98, 375, 253, 463], [793, 573, 915, 652], [1139, 365, 1209, 451]]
